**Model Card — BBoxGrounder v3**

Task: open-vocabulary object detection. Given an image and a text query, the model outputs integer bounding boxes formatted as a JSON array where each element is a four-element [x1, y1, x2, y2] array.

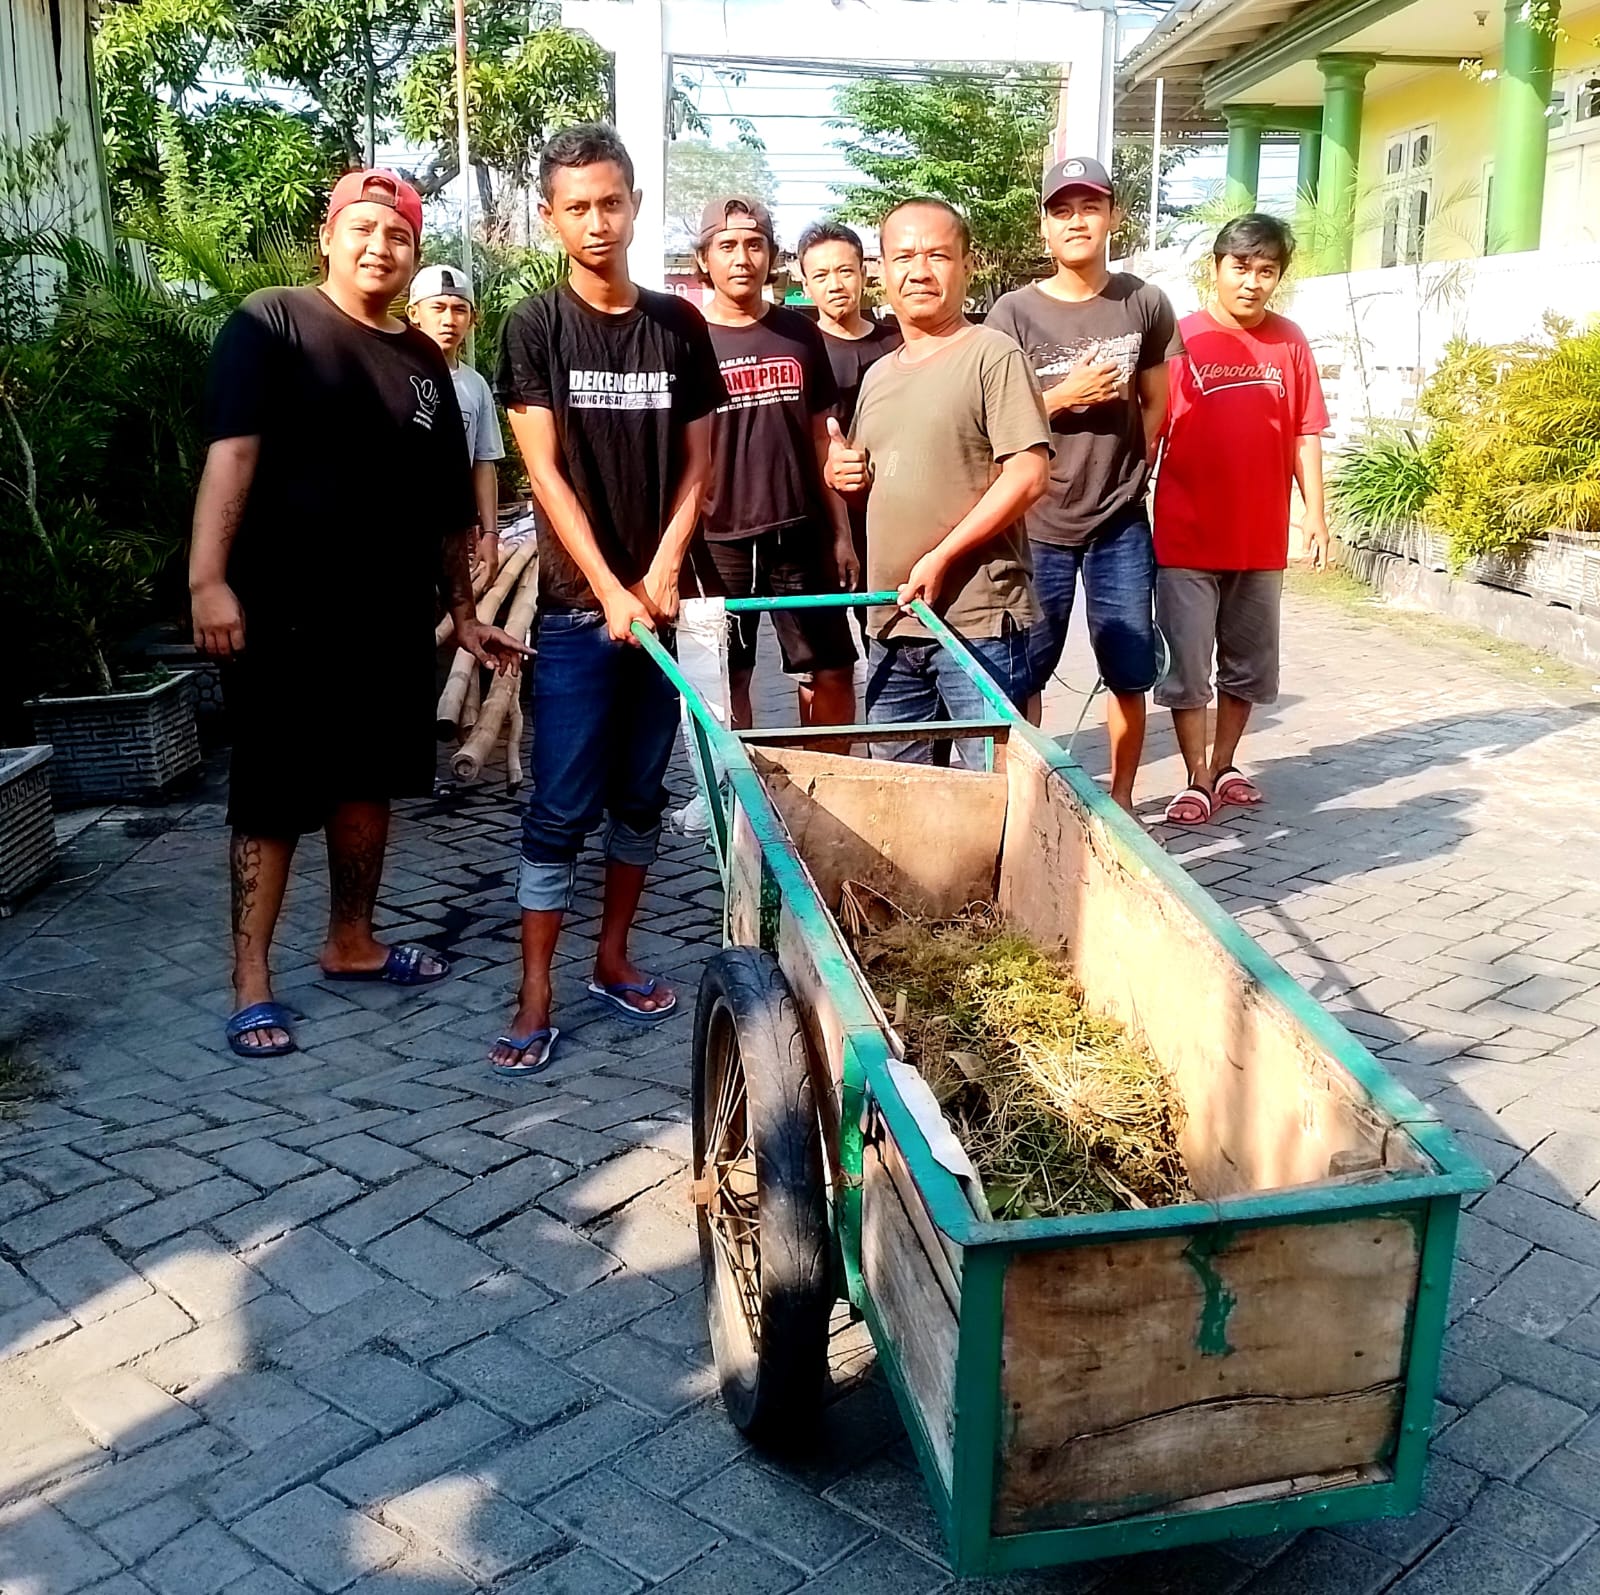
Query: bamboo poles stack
[[435, 533, 537, 788]]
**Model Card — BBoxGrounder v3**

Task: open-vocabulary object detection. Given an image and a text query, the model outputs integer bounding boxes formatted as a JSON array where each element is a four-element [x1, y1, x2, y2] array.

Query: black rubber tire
[[692, 946, 831, 1449]]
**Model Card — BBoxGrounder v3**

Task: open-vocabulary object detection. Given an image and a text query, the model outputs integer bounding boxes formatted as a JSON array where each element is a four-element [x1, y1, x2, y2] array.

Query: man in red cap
[[189, 168, 529, 1059], [988, 156, 1182, 813]]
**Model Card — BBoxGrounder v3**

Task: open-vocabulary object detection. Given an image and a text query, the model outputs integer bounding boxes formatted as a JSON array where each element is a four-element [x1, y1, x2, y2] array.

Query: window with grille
[[1380, 126, 1434, 267]]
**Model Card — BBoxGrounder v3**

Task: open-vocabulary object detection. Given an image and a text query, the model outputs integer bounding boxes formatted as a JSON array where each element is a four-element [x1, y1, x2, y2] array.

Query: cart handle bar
[[630, 596, 1021, 738]]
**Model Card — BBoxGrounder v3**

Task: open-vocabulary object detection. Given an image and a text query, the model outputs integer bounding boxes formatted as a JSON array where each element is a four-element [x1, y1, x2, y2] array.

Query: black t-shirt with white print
[[497, 283, 727, 610], [205, 285, 474, 632], [702, 305, 839, 542]]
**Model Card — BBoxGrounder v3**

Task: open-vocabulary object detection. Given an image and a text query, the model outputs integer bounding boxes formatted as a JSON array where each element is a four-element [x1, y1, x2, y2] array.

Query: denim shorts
[[864, 618, 1030, 768], [1025, 510, 1159, 697]]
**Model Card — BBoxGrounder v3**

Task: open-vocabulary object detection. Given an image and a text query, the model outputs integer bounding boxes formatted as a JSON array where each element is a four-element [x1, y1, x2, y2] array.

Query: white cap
[[408, 264, 475, 307]]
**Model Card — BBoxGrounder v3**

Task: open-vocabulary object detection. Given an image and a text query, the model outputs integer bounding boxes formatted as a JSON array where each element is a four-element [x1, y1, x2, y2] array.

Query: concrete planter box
[[0, 746, 56, 913], [1352, 520, 1600, 613], [142, 642, 225, 724], [27, 672, 201, 804]]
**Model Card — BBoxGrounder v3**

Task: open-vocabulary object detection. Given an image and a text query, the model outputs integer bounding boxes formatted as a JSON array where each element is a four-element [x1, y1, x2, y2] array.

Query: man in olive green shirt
[[828, 197, 1050, 766]]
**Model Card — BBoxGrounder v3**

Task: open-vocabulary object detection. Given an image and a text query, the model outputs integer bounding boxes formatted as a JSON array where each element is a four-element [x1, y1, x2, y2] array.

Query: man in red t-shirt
[[1152, 213, 1329, 825]]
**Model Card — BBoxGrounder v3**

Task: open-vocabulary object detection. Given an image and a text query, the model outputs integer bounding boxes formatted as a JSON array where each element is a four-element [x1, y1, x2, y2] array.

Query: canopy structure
[[562, 0, 1117, 287]]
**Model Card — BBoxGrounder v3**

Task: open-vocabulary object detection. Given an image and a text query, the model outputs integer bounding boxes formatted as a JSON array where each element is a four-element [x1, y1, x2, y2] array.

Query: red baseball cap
[[326, 169, 424, 243]]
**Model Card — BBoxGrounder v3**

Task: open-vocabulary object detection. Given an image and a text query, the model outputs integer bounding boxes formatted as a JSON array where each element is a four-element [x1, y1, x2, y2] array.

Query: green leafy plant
[[1330, 431, 1440, 531]]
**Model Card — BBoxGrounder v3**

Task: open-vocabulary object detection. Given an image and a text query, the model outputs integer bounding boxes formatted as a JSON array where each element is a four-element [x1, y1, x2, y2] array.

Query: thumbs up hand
[[825, 415, 871, 495]]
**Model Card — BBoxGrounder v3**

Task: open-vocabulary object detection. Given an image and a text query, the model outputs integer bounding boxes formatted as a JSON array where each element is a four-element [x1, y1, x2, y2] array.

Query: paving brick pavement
[[2, 585, 1600, 1593]]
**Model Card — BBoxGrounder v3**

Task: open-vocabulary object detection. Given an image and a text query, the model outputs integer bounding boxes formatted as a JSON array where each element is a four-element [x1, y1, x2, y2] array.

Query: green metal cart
[[633, 593, 1488, 1579]]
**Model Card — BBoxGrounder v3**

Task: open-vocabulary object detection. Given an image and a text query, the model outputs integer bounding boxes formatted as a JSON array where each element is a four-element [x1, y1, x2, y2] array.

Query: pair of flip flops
[[319, 944, 450, 986], [1163, 766, 1263, 826], [490, 975, 677, 1078]]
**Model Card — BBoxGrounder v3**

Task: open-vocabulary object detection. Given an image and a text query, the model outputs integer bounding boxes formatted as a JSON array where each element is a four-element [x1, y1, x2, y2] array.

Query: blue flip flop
[[321, 944, 450, 986], [586, 976, 678, 1025], [226, 1001, 297, 1058], [490, 1027, 560, 1076]]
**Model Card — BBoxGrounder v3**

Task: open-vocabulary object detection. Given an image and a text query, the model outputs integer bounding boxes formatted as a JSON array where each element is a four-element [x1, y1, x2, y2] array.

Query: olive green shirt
[[852, 324, 1050, 641]]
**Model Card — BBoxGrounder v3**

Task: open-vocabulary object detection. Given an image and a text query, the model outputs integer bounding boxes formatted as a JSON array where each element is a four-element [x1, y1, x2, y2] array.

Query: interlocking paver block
[[538, 1467, 719, 1582], [0, 1499, 121, 1592], [24, 1235, 152, 1324], [569, 1330, 715, 1420], [141, 1518, 260, 1595], [1387, 1526, 1551, 1594], [103, 1176, 256, 1251], [385, 1270, 553, 1361], [411, 1128, 524, 1176], [215, 1171, 363, 1249], [60, 1370, 198, 1451], [214, 1138, 323, 1188], [55, 1427, 249, 1526], [320, 1401, 511, 1507], [686, 1458, 871, 1573], [433, 1334, 590, 1430], [237, 1484, 405, 1593], [427, 1155, 572, 1236], [478, 1399, 656, 1503], [134, 1230, 268, 1323], [320, 1168, 468, 1248], [201, 1411, 373, 1522], [498, 1548, 643, 1595], [300, 1351, 449, 1436], [1479, 1251, 1600, 1339], [1435, 1381, 1588, 1480], [94, 1494, 203, 1565], [199, 1370, 328, 1448], [1462, 1480, 1598, 1563], [480, 1211, 620, 1296], [246, 1226, 382, 1315], [105, 1147, 218, 1193], [266, 1280, 427, 1371], [382, 1473, 561, 1581], [25, 1294, 193, 1387], [650, 1539, 801, 1594], [0, 1179, 153, 1255], [9, 1145, 114, 1195], [540, 1148, 682, 1227], [363, 1218, 501, 1299], [510, 1272, 670, 1361], [317, 1133, 422, 1183]]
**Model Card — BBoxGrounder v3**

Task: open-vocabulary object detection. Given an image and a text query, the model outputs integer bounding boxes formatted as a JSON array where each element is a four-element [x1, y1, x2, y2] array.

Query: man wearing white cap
[[409, 264, 506, 582]]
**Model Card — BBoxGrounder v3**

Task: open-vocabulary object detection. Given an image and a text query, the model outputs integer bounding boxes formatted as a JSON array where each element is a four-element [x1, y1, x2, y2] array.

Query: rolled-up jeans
[[517, 609, 681, 914]]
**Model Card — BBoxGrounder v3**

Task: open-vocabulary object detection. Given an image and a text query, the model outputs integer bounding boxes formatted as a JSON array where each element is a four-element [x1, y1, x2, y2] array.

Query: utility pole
[[362, 14, 377, 168], [1149, 76, 1165, 253], [454, 0, 474, 362]]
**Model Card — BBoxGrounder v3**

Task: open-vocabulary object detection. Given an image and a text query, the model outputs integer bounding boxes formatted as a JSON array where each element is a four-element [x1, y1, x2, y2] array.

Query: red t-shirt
[[1154, 309, 1329, 571]]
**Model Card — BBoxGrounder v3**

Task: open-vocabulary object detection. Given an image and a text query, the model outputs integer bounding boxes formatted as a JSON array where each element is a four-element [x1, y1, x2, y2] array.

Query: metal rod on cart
[[723, 591, 900, 612]]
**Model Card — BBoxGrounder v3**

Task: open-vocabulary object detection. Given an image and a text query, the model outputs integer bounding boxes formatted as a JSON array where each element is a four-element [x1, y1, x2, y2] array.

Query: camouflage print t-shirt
[[986, 274, 1182, 547]]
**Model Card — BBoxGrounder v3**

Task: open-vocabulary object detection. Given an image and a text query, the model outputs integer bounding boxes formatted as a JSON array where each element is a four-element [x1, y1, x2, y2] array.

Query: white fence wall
[[1136, 245, 1600, 451]]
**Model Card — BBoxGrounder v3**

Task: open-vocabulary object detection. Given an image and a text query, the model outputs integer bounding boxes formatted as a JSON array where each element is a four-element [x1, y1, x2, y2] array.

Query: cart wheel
[[693, 947, 830, 1448]]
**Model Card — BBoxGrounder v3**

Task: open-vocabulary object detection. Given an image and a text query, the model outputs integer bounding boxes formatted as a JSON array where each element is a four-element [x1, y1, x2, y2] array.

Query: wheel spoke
[[703, 1021, 763, 1351]]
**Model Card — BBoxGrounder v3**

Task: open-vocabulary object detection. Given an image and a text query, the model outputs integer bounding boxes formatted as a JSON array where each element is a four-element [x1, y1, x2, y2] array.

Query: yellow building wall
[[1352, 6, 1600, 267]]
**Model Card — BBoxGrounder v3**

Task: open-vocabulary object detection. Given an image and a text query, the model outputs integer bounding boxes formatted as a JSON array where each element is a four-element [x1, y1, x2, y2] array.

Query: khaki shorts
[[1154, 567, 1283, 709]]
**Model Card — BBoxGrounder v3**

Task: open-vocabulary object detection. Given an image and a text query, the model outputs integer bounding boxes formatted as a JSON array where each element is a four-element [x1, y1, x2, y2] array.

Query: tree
[[830, 72, 1056, 296], [665, 140, 776, 244], [397, 21, 609, 234], [1110, 136, 1190, 257]]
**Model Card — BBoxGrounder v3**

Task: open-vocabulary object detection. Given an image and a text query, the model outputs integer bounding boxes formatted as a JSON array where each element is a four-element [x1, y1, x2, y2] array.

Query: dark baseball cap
[[697, 195, 776, 246], [1042, 156, 1115, 206]]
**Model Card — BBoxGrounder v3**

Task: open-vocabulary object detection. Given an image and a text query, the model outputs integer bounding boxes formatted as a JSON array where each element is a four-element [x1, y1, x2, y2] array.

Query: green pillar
[[1224, 106, 1271, 212], [1297, 124, 1323, 201], [1487, 0, 1560, 253], [1315, 55, 1377, 271]]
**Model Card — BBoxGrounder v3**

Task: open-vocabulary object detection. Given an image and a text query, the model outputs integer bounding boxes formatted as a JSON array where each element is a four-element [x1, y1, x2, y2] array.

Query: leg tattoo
[[326, 805, 388, 933], [230, 832, 263, 952]]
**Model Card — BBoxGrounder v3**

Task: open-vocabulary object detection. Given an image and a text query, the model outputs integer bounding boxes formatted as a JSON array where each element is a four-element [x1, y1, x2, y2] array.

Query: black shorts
[[221, 623, 435, 837], [688, 527, 857, 677]]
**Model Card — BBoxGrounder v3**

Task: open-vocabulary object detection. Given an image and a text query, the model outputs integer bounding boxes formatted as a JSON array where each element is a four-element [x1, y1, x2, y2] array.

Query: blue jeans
[[864, 621, 1030, 768], [518, 610, 681, 913], [1025, 510, 1159, 698]]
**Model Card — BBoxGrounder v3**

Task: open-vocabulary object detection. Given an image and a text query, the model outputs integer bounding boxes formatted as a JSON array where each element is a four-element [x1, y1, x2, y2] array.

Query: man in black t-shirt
[[190, 169, 528, 1061], [798, 219, 902, 620], [491, 124, 725, 1074], [688, 196, 858, 732]]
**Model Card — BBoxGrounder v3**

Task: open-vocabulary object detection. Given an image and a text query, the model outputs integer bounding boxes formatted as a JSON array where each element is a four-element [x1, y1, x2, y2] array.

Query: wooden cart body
[[638, 597, 1488, 1578]]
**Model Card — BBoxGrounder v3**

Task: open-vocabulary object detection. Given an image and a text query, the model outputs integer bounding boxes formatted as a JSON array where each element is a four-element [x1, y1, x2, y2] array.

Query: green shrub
[[1330, 431, 1439, 530]]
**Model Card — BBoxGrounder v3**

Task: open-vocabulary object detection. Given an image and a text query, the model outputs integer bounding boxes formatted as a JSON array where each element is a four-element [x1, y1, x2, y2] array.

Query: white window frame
[[1549, 65, 1600, 144], [1379, 124, 1435, 268]]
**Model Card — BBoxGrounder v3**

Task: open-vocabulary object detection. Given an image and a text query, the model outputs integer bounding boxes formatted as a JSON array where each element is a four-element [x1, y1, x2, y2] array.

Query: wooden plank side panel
[[862, 1141, 960, 1488], [751, 748, 1006, 921], [995, 1213, 1421, 1532], [995, 739, 1424, 1197]]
